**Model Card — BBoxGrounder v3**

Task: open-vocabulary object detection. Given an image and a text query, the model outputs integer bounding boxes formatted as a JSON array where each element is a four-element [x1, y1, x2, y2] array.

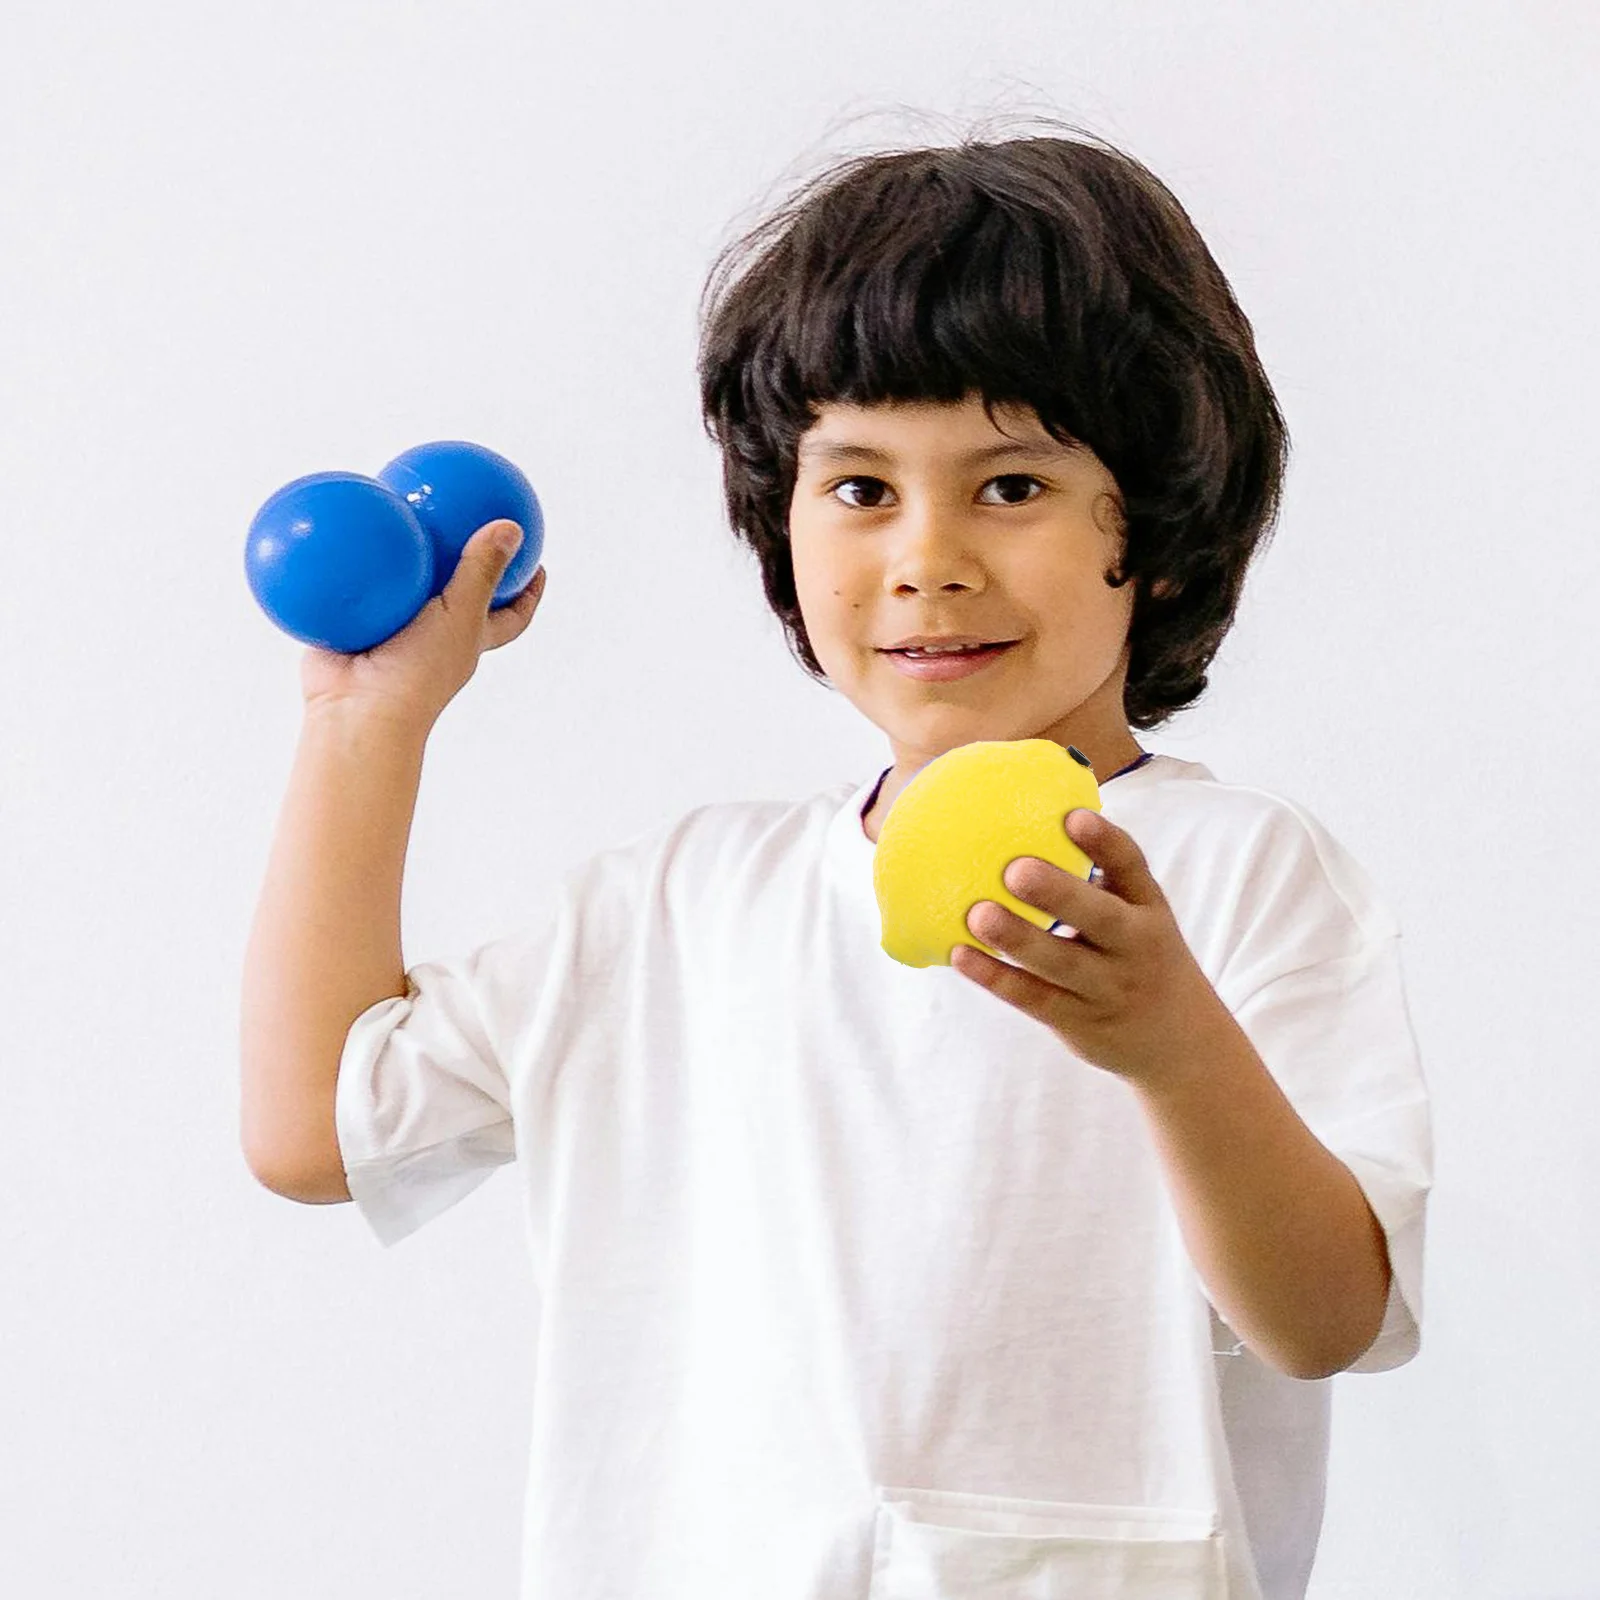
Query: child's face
[[788, 394, 1142, 777]]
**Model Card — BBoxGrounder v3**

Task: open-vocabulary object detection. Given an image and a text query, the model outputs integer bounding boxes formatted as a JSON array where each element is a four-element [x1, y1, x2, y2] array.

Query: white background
[[2, 2, 1596, 1595]]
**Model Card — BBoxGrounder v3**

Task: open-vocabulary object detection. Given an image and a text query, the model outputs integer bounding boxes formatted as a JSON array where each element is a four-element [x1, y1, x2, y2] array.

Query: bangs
[[736, 153, 1098, 446]]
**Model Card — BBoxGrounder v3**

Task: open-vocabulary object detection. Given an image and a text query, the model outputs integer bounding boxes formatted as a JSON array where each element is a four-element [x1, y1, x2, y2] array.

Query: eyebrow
[[797, 438, 1075, 470]]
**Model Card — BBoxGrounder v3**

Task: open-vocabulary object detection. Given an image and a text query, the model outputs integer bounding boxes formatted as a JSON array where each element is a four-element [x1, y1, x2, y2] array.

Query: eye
[[980, 474, 1045, 506], [830, 476, 890, 509], [827, 474, 1047, 509]]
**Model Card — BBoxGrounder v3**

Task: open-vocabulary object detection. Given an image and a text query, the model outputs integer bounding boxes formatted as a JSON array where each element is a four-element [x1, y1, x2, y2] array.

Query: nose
[[882, 501, 985, 596]]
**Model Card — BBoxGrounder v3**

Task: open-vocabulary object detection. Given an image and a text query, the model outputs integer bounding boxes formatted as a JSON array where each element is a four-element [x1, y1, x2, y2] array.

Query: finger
[[442, 520, 524, 620], [483, 565, 546, 652], [1000, 854, 1122, 953], [1063, 809, 1163, 908], [964, 898, 1108, 1006], [951, 937, 1097, 1037]]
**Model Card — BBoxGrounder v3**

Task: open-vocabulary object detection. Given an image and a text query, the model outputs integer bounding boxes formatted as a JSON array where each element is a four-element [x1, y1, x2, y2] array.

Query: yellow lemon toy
[[872, 739, 1102, 968]]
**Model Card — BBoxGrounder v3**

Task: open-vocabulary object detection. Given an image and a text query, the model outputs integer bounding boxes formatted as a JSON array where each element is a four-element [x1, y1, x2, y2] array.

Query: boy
[[241, 126, 1431, 1600]]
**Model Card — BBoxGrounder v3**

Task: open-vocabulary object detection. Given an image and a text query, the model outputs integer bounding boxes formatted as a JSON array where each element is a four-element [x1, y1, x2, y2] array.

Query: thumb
[[456, 520, 524, 599]]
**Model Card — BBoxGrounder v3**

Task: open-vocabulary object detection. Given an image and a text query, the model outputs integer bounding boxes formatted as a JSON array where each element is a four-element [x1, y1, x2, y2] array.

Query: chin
[[885, 708, 1030, 755]]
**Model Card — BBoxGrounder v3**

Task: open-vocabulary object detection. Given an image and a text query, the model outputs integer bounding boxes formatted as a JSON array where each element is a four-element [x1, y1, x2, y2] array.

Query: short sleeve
[[1213, 803, 1434, 1374], [335, 910, 568, 1249]]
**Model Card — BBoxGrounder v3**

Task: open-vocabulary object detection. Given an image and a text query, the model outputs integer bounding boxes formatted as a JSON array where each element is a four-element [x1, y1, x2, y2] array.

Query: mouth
[[878, 639, 1020, 681]]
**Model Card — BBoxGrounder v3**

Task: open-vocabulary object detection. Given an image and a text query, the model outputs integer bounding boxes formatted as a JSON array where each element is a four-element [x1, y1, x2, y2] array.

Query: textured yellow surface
[[872, 739, 1103, 968]]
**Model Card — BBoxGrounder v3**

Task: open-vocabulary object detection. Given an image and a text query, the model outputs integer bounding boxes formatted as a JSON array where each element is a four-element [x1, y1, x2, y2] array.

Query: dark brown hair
[[696, 119, 1289, 730]]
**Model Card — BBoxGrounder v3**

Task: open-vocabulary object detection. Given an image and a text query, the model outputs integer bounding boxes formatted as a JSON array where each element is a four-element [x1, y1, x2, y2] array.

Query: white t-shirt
[[335, 751, 1431, 1600]]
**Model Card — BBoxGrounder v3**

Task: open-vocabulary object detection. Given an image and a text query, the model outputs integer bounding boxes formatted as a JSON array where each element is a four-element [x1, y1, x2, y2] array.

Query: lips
[[881, 635, 1016, 653], [881, 640, 1018, 680]]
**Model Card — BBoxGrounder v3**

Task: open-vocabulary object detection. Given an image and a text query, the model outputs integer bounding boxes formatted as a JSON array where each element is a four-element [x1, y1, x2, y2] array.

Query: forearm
[[1132, 1007, 1392, 1379], [239, 702, 431, 1193]]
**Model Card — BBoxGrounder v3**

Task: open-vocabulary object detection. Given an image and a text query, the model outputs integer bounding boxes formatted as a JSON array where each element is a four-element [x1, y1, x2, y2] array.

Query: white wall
[[2, 2, 1595, 1595]]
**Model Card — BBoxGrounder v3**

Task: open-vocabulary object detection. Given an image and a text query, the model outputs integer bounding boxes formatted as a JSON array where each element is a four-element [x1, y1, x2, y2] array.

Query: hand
[[952, 808, 1232, 1085], [299, 520, 546, 732]]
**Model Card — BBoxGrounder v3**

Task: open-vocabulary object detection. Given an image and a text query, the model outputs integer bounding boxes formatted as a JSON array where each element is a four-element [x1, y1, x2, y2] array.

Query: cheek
[[1019, 555, 1132, 650], [789, 548, 831, 627], [788, 544, 849, 651], [801, 587, 864, 653], [793, 535, 864, 615]]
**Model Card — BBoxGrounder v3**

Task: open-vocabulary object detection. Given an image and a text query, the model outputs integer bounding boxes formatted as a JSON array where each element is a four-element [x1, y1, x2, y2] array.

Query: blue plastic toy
[[245, 440, 544, 654], [378, 441, 543, 608]]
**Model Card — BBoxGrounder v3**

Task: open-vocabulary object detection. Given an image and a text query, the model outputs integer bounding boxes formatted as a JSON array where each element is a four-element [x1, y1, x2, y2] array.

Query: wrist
[[301, 694, 436, 755], [1126, 987, 1249, 1106]]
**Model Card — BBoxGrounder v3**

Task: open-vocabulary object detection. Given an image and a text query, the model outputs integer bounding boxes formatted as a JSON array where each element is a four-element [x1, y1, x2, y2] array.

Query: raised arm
[[240, 706, 426, 1202], [238, 522, 544, 1204]]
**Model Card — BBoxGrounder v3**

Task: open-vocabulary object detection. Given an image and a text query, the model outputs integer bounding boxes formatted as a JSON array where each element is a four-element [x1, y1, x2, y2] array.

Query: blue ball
[[245, 472, 435, 654], [376, 440, 544, 608]]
